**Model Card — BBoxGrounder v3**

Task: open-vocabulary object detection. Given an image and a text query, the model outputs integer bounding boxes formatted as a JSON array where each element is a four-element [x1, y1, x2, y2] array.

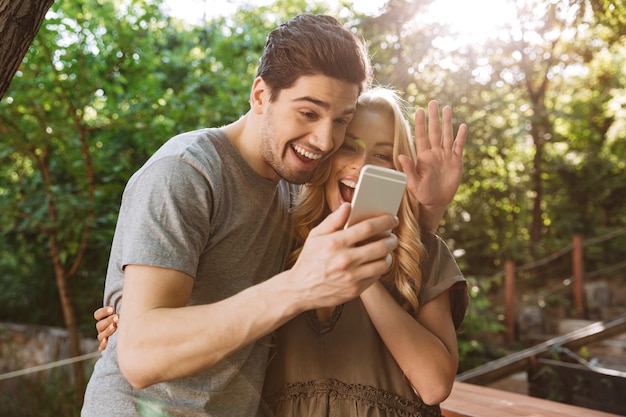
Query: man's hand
[[286, 203, 398, 310]]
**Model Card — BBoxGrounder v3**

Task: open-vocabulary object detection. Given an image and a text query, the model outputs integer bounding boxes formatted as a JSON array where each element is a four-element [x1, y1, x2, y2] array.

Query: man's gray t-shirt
[[82, 129, 298, 416]]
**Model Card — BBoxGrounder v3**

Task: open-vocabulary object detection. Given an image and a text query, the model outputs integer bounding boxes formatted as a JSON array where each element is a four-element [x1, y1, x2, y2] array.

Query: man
[[82, 14, 399, 416]]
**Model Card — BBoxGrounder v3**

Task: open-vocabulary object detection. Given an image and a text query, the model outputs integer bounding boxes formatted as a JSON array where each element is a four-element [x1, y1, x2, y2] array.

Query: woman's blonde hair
[[287, 87, 426, 316]]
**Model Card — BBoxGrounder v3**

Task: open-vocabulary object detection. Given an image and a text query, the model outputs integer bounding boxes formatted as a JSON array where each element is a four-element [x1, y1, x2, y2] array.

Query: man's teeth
[[340, 179, 356, 189], [293, 145, 322, 160]]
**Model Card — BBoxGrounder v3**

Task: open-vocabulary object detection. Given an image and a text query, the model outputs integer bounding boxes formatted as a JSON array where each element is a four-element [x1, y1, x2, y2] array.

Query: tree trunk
[[0, 0, 55, 99], [51, 240, 86, 403], [527, 89, 552, 246], [36, 148, 88, 407], [530, 137, 544, 245]]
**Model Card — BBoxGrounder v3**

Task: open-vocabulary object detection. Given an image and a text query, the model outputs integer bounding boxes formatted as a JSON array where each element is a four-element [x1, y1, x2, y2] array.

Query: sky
[[161, 0, 518, 46], [161, 0, 239, 22], [161, 0, 385, 23]]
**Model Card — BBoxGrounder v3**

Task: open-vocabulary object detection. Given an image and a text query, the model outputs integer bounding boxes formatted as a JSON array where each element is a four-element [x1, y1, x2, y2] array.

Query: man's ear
[[250, 77, 269, 114]]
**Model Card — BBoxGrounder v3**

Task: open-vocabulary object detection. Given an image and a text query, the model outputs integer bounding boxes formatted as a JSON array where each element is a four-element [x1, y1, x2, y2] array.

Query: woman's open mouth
[[339, 179, 356, 203]]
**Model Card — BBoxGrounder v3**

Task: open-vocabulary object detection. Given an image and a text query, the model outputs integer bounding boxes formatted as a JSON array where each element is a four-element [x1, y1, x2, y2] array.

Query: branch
[[0, 0, 55, 99]]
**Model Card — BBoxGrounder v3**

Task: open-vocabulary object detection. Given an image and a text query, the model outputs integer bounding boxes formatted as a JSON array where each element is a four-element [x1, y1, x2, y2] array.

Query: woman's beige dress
[[261, 233, 468, 417]]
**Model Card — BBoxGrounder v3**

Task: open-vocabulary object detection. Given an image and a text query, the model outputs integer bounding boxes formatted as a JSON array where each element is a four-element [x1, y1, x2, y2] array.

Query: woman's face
[[325, 107, 396, 212]]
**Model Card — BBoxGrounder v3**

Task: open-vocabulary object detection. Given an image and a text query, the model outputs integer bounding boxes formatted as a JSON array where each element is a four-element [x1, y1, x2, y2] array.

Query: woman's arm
[[360, 282, 459, 405]]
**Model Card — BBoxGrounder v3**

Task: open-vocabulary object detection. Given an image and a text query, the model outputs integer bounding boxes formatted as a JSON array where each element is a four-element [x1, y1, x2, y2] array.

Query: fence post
[[505, 260, 516, 343], [572, 234, 585, 319]]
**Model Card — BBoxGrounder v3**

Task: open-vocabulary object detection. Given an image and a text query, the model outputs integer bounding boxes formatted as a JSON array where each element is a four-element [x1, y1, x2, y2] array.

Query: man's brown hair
[[256, 14, 372, 101]]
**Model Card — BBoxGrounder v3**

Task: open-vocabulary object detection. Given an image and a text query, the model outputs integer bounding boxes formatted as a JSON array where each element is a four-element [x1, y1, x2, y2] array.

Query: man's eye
[[341, 144, 356, 152]]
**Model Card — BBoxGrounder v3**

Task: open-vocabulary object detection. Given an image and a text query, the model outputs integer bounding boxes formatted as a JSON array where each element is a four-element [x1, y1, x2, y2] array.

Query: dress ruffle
[[265, 378, 444, 417]]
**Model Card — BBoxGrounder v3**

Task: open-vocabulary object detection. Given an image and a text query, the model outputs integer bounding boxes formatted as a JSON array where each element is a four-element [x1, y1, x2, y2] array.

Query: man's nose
[[309, 122, 335, 153]]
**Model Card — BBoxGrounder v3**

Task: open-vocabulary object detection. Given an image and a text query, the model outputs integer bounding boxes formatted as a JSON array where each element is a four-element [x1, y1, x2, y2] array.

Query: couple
[[82, 13, 468, 417]]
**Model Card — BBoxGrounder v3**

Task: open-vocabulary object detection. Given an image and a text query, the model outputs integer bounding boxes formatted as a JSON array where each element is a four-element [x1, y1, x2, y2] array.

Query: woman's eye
[[341, 144, 357, 152]]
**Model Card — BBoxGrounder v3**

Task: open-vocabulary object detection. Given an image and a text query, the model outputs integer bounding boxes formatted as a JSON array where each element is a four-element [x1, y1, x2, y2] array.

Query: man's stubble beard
[[259, 117, 319, 185]]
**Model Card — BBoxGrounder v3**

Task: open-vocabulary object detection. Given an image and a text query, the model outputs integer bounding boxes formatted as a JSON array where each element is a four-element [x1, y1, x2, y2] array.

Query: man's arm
[[117, 203, 398, 388]]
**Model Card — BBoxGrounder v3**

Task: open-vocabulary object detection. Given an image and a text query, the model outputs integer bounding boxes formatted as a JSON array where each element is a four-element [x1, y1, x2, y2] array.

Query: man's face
[[258, 75, 360, 184]]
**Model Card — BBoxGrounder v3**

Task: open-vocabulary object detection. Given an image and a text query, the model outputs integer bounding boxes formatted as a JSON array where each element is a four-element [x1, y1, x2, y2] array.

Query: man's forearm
[[117, 271, 303, 389]]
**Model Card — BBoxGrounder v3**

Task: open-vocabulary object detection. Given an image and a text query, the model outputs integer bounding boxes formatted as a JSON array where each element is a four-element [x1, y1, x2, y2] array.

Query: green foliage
[[1, 0, 182, 330], [0, 373, 80, 417], [0, 0, 625, 393], [457, 276, 507, 372]]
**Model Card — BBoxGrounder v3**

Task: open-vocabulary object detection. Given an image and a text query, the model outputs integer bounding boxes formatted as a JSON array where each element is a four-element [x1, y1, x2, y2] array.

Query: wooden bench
[[440, 381, 621, 417]]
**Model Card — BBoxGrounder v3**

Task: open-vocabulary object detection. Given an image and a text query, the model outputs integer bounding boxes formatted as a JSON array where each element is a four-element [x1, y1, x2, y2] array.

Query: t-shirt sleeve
[[419, 232, 469, 330], [117, 156, 213, 279]]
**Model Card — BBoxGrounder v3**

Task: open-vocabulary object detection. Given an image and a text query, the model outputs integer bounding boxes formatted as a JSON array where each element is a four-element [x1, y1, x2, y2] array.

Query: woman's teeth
[[340, 179, 356, 189]]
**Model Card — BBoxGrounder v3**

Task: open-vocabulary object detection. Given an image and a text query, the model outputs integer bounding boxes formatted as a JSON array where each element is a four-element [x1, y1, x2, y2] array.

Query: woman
[[96, 87, 468, 417]]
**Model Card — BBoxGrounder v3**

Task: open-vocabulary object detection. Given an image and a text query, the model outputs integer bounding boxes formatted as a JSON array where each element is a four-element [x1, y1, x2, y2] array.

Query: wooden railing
[[441, 381, 621, 417], [441, 314, 626, 416], [455, 314, 626, 385]]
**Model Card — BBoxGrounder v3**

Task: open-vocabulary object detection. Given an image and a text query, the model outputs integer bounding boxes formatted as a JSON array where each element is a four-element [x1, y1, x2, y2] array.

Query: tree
[[0, 0, 184, 403], [363, 0, 625, 356], [0, 0, 54, 99]]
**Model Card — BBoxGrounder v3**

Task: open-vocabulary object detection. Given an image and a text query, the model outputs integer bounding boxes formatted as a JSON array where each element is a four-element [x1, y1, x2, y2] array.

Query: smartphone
[[344, 164, 407, 228]]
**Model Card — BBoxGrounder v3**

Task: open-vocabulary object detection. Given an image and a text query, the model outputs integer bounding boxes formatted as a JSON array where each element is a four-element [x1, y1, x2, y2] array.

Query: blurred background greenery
[[0, 0, 625, 415]]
